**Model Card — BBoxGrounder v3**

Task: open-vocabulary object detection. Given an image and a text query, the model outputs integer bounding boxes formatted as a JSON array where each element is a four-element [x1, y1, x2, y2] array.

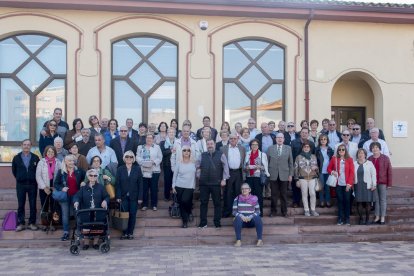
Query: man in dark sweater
[[11, 139, 40, 232], [198, 139, 229, 228]]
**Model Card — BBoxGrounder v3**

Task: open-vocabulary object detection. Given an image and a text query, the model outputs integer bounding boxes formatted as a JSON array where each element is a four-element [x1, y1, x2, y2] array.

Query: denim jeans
[[16, 183, 37, 225], [142, 173, 160, 208], [121, 197, 138, 235], [233, 215, 263, 240], [336, 185, 351, 223], [318, 173, 331, 203], [60, 195, 74, 233]]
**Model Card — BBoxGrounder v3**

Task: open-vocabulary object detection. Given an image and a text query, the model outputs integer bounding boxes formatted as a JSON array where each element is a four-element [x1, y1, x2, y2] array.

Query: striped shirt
[[232, 196, 260, 218]]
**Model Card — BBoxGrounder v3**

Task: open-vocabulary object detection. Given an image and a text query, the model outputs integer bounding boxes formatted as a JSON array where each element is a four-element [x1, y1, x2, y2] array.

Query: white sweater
[[353, 160, 377, 189]]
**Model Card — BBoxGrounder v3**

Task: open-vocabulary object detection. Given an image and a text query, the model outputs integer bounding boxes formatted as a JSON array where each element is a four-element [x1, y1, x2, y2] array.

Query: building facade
[[0, 0, 413, 187]]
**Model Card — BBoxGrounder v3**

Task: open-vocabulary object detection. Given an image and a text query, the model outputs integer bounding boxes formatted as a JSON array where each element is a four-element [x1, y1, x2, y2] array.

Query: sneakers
[[152, 206, 157, 211], [15, 224, 25, 232], [304, 211, 311, 217], [141, 206, 147, 211], [198, 224, 207, 229], [310, 211, 319, 217], [345, 220, 351, 226], [337, 220, 343, 225], [256, 240, 264, 247], [234, 240, 241, 247], [61, 232, 69, 241], [28, 224, 38, 231], [120, 234, 128, 240]]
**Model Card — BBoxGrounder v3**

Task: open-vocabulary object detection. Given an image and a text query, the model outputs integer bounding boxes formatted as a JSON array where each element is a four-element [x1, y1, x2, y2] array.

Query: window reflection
[[223, 39, 284, 124], [114, 81, 142, 126], [148, 82, 176, 124]]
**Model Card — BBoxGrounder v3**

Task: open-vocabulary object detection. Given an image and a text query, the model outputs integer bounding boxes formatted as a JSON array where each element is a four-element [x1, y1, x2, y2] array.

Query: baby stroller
[[69, 208, 110, 255]]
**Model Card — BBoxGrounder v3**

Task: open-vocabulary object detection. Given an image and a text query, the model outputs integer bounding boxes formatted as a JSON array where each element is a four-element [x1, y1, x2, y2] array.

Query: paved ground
[[1, 241, 414, 275]]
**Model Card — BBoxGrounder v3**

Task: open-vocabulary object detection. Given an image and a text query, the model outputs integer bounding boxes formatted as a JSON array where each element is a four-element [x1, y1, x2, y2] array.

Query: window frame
[[0, 32, 68, 148], [110, 35, 179, 124], [222, 38, 286, 123]]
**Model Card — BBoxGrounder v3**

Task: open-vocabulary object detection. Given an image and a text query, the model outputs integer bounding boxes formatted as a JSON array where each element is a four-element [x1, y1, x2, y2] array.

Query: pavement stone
[[0, 241, 414, 275]]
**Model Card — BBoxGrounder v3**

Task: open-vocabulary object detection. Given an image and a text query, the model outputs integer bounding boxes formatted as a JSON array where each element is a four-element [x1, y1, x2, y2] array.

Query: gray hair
[[370, 127, 379, 134], [54, 137, 63, 144]]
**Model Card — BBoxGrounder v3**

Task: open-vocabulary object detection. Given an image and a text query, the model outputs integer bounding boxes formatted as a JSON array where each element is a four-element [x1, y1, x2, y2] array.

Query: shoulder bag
[[52, 174, 68, 203], [260, 153, 268, 186], [326, 158, 338, 187], [169, 193, 181, 219]]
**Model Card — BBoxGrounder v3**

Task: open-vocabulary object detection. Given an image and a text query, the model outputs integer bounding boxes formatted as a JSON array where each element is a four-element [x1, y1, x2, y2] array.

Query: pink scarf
[[45, 156, 56, 180], [238, 194, 258, 206]]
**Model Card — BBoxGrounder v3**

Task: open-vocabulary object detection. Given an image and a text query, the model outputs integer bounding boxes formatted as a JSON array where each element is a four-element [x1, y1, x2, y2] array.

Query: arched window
[[112, 36, 178, 126], [0, 34, 66, 162], [223, 39, 284, 126]]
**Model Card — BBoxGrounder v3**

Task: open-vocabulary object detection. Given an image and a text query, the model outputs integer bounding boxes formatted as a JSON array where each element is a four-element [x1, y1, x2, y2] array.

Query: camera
[[199, 21, 208, 31]]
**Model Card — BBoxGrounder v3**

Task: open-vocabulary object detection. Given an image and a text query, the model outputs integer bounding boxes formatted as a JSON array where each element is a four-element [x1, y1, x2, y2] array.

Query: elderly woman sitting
[[74, 169, 109, 250], [232, 183, 263, 247]]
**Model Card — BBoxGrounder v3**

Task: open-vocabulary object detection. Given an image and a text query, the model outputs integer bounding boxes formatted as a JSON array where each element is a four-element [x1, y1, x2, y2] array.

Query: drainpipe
[[304, 10, 314, 122]]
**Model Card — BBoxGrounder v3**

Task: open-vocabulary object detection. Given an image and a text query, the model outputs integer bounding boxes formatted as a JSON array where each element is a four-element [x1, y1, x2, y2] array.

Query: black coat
[[196, 127, 218, 141], [110, 137, 138, 167], [76, 139, 95, 156], [11, 152, 39, 184], [315, 146, 334, 174], [254, 133, 276, 152], [74, 183, 109, 209], [160, 140, 173, 168], [54, 169, 86, 192], [291, 139, 316, 160], [115, 164, 143, 201]]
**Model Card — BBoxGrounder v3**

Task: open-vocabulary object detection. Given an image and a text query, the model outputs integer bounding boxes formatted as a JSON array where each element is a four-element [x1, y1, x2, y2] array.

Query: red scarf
[[249, 150, 259, 176]]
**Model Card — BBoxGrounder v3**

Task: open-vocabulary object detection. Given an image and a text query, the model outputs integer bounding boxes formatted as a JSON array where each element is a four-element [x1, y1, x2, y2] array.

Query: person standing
[[362, 118, 385, 141], [171, 125, 198, 171], [136, 133, 162, 211], [334, 129, 358, 161], [12, 139, 40, 232], [327, 120, 342, 149], [196, 116, 218, 141], [160, 128, 176, 201], [54, 137, 68, 162], [116, 151, 143, 240], [86, 133, 118, 169], [126, 118, 139, 140], [103, 119, 119, 146], [247, 118, 259, 140], [196, 127, 211, 158], [275, 120, 291, 146], [244, 139, 269, 216], [287, 122, 299, 143], [351, 124, 363, 146], [354, 148, 377, 225], [198, 139, 229, 228], [39, 119, 60, 157], [172, 145, 197, 228], [155, 122, 168, 145], [110, 125, 138, 167], [368, 142, 392, 225], [40, 107, 69, 138], [267, 133, 293, 217], [88, 115, 102, 139], [363, 128, 390, 158], [76, 128, 95, 156], [315, 134, 334, 208], [328, 145, 355, 225], [222, 133, 246, 218], [64, 118, 84, 150]]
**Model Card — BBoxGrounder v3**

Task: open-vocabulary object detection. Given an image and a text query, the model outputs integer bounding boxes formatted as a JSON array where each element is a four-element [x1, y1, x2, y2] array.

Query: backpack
[[2, 211, 17, 231]]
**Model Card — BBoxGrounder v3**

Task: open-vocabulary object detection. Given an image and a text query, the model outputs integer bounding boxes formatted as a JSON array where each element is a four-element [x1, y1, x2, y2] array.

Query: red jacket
[[327, 156, 355, 187], [368, 154, 392, 187]]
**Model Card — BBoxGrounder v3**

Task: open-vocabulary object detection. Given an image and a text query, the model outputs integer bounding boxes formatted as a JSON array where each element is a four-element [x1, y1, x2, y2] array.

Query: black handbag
[[111, 203, 129, 231], [40, 195, 52, 226], [169, 193, 181, 219]]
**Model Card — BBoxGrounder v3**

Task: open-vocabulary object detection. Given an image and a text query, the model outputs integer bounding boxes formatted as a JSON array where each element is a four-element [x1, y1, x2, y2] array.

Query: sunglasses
[[338, 148, 346, 152], [352, 128, 360, 131], [287, 125, 294, 127], [182, 149, 191, 152], [342, 134, 350, 136], [89, 175, 98, 177], [125, 155, 134, 159], [251, 144, 259, 146]]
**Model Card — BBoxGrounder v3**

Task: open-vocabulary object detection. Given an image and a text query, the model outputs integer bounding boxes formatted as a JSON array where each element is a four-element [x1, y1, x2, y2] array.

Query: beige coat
[[35, 158, 62, 190]]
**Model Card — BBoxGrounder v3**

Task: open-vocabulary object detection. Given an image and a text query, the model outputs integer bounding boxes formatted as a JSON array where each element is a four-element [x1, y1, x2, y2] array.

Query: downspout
[[304, 10, 314, 121]]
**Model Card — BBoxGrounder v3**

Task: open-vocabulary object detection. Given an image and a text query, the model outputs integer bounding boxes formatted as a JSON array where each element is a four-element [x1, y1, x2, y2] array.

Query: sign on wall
[[392, 121, 408, 138]]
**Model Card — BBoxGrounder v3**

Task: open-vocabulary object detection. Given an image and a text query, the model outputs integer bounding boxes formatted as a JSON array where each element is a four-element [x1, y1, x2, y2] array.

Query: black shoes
[[60, 233, 69, 241], [120, 234, 128, 240], [182, 222, 188, 228], [198, 224, 207, 228]]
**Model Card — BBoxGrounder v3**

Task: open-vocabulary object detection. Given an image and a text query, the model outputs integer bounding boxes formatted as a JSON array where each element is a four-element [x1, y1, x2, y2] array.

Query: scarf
[[164, 137, 174, 149], [238, 194, 258, 206], [45, 156, 56, 180], [249, 150, 259, 176], [239, 136, 251, 145], [300, 151, 312, 160]]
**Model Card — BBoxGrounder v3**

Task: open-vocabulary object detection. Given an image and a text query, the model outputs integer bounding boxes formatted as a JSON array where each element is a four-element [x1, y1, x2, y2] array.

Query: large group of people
[[11, 107, 393, 247]]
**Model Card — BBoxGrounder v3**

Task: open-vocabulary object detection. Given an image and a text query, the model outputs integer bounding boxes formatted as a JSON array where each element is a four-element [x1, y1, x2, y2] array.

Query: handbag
[[315, 177, 323, 192], [111, 203, 129, 231], [259, 153, 268, 186], [2, 211, 17, 231], [40, 195, 52, 226], [52, 174, 68, 203], [105, 184, 115, 199], [169, 193, 181, 219], [326, 157, 338, 187]]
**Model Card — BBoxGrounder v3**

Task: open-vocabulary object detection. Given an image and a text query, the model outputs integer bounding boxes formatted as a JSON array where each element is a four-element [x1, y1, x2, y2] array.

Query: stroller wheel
[[70, 245, 80, 255], [99, 242, 110, 254]]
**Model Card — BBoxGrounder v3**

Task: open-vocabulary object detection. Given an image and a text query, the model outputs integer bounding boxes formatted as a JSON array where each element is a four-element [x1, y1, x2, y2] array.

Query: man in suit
[[126, 118, 139, 141], [110, 125, 138, 167], [327, 120, 342, 149], [267, 133, 294, 217], [11, 139, 40, 232], [221, 133, 246, 217]]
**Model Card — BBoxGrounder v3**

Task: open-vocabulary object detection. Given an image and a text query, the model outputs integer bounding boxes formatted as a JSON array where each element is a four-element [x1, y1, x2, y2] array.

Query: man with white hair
[[54, 137, 68, 162], [363, 128, 390, 158], [248, 118, 259, 140], [362, 118, 385, 141], [334, 129, 358, 160]]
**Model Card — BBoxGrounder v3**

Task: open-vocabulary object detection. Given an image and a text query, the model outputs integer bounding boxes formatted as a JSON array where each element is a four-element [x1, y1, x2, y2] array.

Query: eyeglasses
[[120, 130, 128, 132], [329, 124, 336, 126], [352, 128, 360, 131], [342, 134, 350, 136], [89, 175, 98, 177], [338, 148, 346, 152], [125, 155, 134, 159], [182, 149, 191, 152], [49, 124, 57, 127], [287, 125, 294, 127], [251, 144, 259, 146]]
